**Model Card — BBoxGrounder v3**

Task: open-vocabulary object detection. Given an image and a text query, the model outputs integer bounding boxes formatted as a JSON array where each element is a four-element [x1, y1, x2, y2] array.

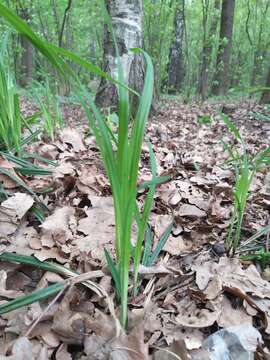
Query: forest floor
[[1, 98, 270, 359]]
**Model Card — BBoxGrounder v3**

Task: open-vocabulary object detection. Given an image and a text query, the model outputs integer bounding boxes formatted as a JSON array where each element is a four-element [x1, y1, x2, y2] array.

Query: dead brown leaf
[[40, 206, 75, 245], [59, 127, 86, 152]]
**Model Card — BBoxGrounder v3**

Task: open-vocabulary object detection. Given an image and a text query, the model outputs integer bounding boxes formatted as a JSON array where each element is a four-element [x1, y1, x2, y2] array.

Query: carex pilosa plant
[[0, 2, 172, 328], [221, 114, 270, 254]]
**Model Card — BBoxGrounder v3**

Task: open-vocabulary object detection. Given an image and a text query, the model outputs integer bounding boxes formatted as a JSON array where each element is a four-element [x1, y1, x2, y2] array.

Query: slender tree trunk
[[260, 63, 270, 104], [20, 35, 34, 86], [95, 0, 144, 109], [58, 0, 73, 47], [17, 5, 34, 86], [249, 0, 270, 87], [212, 0, 235, 96], [198, 0, 220, 100], [166, 2, 185, 94]]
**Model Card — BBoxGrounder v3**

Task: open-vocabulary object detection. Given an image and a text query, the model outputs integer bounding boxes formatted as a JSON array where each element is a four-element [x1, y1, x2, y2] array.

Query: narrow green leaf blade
[[0, 282, 64, 315], [104, 248, 121, 299], [147, 222, 173, 266]]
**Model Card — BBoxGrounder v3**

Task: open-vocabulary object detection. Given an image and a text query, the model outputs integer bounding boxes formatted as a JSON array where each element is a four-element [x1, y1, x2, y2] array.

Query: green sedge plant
[[221, 114, 270, 254], [0, 3, 172, 328], [31, 78, 64, 139], [0, 35, 56, 216], [0, 36, 22, 155]]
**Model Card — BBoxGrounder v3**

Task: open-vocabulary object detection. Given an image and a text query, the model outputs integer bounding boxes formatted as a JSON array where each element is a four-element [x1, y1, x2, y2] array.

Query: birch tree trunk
[[166, 3, 185, 94], [95, 0, 144, 109], [212, 0, 235, 96]]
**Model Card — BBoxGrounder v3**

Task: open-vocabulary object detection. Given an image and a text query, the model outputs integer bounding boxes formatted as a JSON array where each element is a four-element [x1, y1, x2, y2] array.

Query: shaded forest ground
[[1, 98, 270, 359]]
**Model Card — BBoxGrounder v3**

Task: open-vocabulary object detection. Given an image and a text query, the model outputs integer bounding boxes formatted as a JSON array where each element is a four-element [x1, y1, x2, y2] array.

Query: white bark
[[95, 0, 144, 108]]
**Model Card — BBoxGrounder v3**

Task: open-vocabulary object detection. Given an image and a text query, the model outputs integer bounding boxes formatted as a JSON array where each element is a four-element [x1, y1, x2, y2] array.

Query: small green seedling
[[221, 114, 270, 254], [197, 114, 212, 125]]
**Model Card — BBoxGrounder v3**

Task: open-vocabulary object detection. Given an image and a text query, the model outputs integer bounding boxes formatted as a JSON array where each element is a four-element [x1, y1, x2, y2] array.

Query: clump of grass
[[0, 3, 172, 329], [221, 114, 270, 254], [31, 78, 64, 139], [0, 36, 22, 155], [0, 35, 58, 220], [79, 49, 172, 326]]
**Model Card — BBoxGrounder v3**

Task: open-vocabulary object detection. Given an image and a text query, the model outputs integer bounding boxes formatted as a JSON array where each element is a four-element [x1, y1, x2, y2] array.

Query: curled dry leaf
[[193, 257, 270, 299], [53, 162, 76, 179], [153, 340, 189, 360], [162, 324, 204, 350], [1, 193, 34, 219], [217, 295, 252, 328], [55, 344, 72, 360], [0, 337, 33, 360], [40, 206, 75, 245], [75, 196, 115, 260], [0, 157, 17, 189], [84, 317, 148, 360], [0, 193, 34, 236], [175, 307, 218, 328], [135, 264, 172, 275], [152, 215, 182, 256], [0, 270, 24, 299], [59, 127, 86, 152], [178, 204, 206, 218]]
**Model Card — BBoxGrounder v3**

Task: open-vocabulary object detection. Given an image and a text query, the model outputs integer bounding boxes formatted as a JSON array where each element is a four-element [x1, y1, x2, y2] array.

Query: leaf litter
[[0, 99, 270, 358]]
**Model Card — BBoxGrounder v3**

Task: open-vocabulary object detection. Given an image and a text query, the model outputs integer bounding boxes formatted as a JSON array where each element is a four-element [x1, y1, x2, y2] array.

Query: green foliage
[[221, 114, 270, 253], [142, 222, 173, 267], [197, 114, 212, 125], [31, 79, 64, 139], [79, 48, 156, 327], [0, 39, 22, 154], [0, 252, 103, 314], [0, 3, 171, 329], [241, 249, 270, 269], [1, 0, 269, 97]]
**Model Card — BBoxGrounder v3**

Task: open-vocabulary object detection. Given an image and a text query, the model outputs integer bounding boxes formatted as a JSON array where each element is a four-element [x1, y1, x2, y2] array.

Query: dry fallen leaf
[[59, 127, 86, 152], [40, 206, 75, 245], [0, 193, 34, 236], [217, 295, 252, 328], [75, 196, 115, 260], [0, 337, 33, 360], [178, 204, 206, 218], [0, 270, 24, 299], [0, 157, 17, 189], [193, 257, 270, 299]]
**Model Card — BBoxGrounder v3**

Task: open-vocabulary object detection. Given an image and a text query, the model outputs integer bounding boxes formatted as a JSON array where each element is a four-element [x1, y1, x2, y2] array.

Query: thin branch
[[245, 0, 253, 47], [58, 0, 73, 47]]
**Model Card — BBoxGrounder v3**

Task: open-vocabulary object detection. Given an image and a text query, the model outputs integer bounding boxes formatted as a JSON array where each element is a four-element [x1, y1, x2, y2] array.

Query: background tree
[[0, 0, 269, 101], [166, 0, 185, 94], [212, 0, 235, 96], [95, 0, 144, 108], [16, 1, 34, 86], [260, 63, 270, 103], [198, 0, 220, 100]]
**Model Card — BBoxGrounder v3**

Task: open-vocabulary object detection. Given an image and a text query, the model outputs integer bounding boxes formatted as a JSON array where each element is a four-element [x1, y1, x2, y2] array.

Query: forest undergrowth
[[1, 97, 270, 359]]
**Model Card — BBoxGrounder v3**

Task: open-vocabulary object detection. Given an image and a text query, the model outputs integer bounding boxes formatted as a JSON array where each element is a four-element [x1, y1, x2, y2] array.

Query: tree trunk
[[166, 3, 185, 94], [249, 0, 270, 87], [19, 36, 34, 86], [260, 63, 270, 104], [17, 5, 34, 86], [212, 0, 235, 96], [95, 0, 144, 109], [198, 0, 220, 100]]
